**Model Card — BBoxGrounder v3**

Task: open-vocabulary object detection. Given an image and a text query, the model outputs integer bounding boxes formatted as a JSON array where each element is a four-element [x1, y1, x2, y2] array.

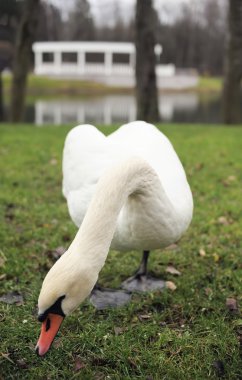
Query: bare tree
[[223, 0, 242, 124], [0, 0, 19, 121], [135, 0, 160, 122], [157, 0, 226, 75], [67, 0, 95, 41], [36, 2, 63, 42], [10, 0, 40, 122]]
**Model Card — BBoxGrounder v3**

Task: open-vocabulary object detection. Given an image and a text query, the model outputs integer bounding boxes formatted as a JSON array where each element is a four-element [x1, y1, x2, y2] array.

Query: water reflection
[[35, 93, 200, 126]]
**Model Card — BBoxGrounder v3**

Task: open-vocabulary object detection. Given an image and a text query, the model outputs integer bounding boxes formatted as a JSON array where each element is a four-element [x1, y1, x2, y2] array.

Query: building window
[[42, 52, 54, 63], [62, 52, 78, 63], [85, 52, 104, 63], [112, 53, 130, 64]]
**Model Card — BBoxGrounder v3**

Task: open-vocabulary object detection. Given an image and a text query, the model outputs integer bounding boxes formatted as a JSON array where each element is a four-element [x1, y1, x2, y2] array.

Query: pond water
[[23, 92, 224, 125]]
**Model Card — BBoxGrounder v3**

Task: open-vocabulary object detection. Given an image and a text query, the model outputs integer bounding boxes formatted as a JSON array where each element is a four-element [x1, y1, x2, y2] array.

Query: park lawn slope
[[0, 123, 241, 379], [2, 75, 222, 102]]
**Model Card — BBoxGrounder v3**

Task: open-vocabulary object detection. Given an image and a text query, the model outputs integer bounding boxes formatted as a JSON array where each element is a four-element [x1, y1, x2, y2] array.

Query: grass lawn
[[2, 74, 133, 102], [2, 75, 222, 102], [0, 123, 241, 379]]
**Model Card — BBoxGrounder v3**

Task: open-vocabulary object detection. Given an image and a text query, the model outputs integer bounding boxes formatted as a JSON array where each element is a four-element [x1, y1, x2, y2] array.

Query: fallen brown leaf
[[226, 298, 238, 313], [205, 287, 213, 296], [165, 265, 181, 276], [195, 162, 204, 171], [217, 216, 230, 226], [114, 326, 125, 336], [199, 248, 206, 257], [16, 359, 28, 369], [74, 356, 86, 372], [222, 175, 237, 187], [138, 313, 152, 321], [165, 281, 177, 291], [49, 158, 58, 165]]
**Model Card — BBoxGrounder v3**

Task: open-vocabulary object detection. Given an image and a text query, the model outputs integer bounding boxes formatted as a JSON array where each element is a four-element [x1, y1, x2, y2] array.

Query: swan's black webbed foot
[[121, 273, 165, 292], [121, 250, 165, 292], [89, 251, 165, 308], [89, 284, 131, 310]]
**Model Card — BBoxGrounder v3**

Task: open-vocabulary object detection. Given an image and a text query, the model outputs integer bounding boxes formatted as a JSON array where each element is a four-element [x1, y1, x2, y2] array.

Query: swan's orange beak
[[35, 313, 64, 356]]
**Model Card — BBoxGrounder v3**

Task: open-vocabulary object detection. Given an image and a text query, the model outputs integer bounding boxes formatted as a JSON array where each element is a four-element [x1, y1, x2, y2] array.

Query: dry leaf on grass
[[226, 298, 238, 313], [165, 265, 181, 276], [138, 313, 152, 321], [165, 281, 177, 291], [217, 216, 230, 226], [222, 175, 237, 187], [195, 162, 204, 171], [114, 326, 125, 336], [16, 359, 28, 369], [205, 287, 213, 296], [74, 356, 86, 372], [199, 248, 206, 257], [49, 158, 58, 165]]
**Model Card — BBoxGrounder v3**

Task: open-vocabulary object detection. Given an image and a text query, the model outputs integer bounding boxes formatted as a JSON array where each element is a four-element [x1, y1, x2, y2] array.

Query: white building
[[33, 41, 198, 89]]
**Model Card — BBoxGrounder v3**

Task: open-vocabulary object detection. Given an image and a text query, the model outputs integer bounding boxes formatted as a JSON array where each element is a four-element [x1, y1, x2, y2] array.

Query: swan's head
[[35, 251, 97, 356]]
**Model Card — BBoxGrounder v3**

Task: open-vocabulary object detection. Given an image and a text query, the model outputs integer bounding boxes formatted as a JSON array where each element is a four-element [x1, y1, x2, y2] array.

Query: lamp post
[[154, 44, 162, 64]]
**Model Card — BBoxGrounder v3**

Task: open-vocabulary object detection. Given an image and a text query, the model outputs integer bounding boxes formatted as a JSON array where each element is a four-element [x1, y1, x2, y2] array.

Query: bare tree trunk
[[223, 0, 242, 124], [10, 0, 40, 122], [0, 72, 4, 121], [135, 0, 160, 122]]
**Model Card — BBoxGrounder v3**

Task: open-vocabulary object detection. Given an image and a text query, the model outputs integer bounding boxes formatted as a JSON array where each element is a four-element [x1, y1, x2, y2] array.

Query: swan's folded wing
[[62, 124, 109, 198], [62, 124, 113, 226]]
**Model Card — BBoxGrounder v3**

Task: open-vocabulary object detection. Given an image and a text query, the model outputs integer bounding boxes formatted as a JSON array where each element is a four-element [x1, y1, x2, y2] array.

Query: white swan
[[35, 121, 193, 356]]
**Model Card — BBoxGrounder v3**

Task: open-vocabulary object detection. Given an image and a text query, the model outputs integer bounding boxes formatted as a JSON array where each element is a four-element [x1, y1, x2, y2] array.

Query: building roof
[[33, 41, 135, 54]]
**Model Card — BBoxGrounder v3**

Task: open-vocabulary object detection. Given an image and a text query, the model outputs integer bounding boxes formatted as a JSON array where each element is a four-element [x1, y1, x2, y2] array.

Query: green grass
[[197, 77, 223, 93], [2, 74, 133, 102], [0, 123, 241, 379]]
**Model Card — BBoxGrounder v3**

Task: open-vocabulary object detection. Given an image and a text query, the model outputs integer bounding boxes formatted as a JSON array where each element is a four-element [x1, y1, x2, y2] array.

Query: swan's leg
[[122, 250, 165, 292], [135, 250, 150, 276], [89, 283, 131, 310]]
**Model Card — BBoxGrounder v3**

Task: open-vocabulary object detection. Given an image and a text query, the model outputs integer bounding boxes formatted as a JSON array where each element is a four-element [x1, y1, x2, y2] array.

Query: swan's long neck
[[67, 157, 172, 275]]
